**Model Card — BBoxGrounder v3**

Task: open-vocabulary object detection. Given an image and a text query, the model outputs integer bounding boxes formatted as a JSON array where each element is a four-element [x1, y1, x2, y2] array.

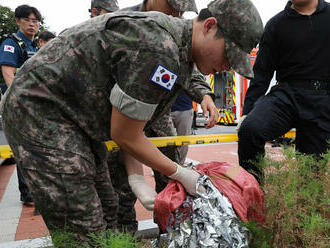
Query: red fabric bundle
[[154, 161, 265, 232]]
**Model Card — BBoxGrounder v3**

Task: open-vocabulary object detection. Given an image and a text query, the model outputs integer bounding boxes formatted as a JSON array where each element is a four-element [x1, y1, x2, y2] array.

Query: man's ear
[[203, 17, 218, 35], [15, 18, 20, 26], [38, 40, 43, 48]]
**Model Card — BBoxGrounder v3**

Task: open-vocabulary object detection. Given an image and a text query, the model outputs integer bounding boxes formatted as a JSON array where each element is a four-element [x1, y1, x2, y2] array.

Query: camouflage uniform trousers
[[3, 122, 119, 238], [108, 112, 180, 232]]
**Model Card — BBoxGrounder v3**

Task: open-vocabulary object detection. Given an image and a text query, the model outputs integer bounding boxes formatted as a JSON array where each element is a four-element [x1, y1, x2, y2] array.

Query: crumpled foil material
[[152, 175, 249, 248]]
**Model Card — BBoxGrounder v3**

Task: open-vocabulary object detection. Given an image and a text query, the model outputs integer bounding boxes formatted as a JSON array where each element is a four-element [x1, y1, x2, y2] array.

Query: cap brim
[[104, 7, 119, 12], [177, 6, 198, 13], [170, 0, 198, 14], [225, 39, 253, 79]]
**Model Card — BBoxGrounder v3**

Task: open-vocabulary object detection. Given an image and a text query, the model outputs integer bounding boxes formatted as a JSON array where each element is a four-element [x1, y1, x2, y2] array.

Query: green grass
[[50, 229, 142, 248], [88, 231, 140, 248], [50, 229, 86, 248], [247, 146, 330, 248]]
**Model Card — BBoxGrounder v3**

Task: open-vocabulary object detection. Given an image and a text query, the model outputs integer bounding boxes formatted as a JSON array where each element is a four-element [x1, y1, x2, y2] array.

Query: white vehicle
[[195, 104, 209, 127]]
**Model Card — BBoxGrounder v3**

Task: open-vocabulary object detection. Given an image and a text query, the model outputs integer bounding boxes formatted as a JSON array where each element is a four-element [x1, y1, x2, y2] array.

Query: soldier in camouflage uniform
[[113, 0, 217, 233], [1, 0, 263, 241], [124, 0, 198, 15], [89, 0, 119, 17]]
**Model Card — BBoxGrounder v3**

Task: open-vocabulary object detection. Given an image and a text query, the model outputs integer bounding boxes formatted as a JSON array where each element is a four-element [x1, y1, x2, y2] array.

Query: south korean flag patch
[[150, 64, 178, 91], [4, 45, 15, 53]]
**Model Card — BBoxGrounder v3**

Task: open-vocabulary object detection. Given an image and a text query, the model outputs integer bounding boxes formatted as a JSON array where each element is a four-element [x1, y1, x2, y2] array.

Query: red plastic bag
[[155, 162, 265, 232]]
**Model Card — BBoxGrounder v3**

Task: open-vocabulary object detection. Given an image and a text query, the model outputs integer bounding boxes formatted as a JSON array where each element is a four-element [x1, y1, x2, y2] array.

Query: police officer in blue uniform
[[0, 4, 41, 206], [0, 5, 40, 91]]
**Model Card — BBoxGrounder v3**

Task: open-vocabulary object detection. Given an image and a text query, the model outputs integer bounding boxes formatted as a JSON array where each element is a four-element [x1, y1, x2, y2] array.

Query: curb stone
[[0, 219, 158, 248]]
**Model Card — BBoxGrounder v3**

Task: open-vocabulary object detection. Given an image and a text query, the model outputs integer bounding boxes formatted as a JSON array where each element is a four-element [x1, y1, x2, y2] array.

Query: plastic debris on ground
[[152, 174, 249, 248], [153, 162, 265, 247]]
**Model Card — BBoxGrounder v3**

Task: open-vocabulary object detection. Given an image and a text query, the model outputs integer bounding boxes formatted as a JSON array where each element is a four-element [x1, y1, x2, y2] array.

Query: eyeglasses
[[22, 17, 40, 24]]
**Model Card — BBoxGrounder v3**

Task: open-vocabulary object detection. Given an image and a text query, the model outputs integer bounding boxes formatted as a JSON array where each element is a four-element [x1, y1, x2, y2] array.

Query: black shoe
[[33, 208, 41, 216], [1, 158, 16, 166], [21, 195, 34, 206], [117, 223, 138, 235]]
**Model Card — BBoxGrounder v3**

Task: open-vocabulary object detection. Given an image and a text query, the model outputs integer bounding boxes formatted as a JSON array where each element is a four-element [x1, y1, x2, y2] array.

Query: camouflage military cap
[[91, 0, 119, 12], [208, 0, 263, 78], [168, 0, 198, 13]]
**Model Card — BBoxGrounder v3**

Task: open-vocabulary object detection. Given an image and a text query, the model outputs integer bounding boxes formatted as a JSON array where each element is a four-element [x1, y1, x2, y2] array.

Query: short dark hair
[[15, 5, 42, 21], [38, 31, 56, 42], [197, 8, 213, 21], [198, 8, 222, 38]]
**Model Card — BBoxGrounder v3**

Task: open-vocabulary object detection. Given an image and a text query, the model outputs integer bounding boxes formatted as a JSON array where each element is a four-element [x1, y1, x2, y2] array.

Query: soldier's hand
[[128, 174, 157, 211], [170, 163, 205, 196], [200, 94, 218, 129]]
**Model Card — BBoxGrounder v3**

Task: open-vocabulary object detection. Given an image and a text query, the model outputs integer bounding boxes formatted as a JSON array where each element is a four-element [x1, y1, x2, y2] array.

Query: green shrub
[[51, 229, 141, 248], [248, 146, 329, 248]]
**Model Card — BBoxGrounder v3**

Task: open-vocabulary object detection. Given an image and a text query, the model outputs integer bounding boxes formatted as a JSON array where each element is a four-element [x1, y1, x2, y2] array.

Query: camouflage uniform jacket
[[2, 12, 198, 158], [121, 3, 214, 105]]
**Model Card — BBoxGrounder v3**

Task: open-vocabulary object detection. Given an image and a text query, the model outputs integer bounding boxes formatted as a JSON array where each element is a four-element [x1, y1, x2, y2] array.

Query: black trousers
[[238, 83, 330, 182], [17, 166, 33, 202]]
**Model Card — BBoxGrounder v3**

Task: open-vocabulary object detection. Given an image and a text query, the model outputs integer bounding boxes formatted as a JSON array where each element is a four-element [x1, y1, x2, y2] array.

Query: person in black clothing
[[237, 0, 330, 182]]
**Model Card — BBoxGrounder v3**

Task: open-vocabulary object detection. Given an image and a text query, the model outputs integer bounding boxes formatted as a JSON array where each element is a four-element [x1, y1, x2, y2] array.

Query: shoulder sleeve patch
[[149, 64, 178, 91], [4, 45, 15, 53]]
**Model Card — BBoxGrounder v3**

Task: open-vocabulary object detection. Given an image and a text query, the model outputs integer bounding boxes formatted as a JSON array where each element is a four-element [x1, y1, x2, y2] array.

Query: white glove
[[128, 174, 157, 211], [169, 163, 202, 196], [236, 115, 247, 131]]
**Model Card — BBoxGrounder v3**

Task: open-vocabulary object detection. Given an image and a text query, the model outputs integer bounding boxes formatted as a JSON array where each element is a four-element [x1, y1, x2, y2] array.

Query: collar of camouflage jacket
[[179, 19, 193, 63]]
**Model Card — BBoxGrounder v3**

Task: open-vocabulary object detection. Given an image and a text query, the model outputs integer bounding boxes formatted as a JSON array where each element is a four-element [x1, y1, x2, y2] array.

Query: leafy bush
[[248, 146, 329, 248], [51, 229, 141, 248]]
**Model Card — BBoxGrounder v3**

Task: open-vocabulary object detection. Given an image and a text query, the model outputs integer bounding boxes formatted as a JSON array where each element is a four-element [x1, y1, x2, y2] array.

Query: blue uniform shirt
[[0, 30, 37, 69], [0, 30, 37, 93], [171, 91, 193, 112]]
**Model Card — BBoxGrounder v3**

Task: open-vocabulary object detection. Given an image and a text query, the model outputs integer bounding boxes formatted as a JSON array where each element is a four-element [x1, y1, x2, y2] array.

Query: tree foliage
[[0, 5, 16, 45]]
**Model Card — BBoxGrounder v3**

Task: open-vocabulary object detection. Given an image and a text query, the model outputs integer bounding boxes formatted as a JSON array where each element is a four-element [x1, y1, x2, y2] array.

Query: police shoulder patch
[[150, 64, 178, 91], [4, 45, 15, 53]]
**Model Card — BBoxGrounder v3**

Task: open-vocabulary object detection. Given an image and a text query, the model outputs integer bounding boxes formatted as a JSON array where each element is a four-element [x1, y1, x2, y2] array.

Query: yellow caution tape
[[282, 130, 296, 139], [105, 133, 239, 151], [0, 145, 13, 159], [0, 130, 296, 159]]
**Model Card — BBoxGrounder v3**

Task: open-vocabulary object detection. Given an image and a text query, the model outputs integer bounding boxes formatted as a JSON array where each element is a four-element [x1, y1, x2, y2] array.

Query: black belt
[[280, 80, 330, 91]]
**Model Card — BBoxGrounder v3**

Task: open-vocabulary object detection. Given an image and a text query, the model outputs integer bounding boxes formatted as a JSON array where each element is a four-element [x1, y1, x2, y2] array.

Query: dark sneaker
[[23, 201, 34, 207], [33, 208, 41, 216], [1, 158, 16, 166], [21, 195, 34, 206], [117, 223, 138, 236]]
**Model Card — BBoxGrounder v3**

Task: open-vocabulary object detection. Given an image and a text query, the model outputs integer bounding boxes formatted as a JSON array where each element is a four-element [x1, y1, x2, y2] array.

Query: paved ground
[[0, 126, 241, 247], [194, 124, 237, 135]]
